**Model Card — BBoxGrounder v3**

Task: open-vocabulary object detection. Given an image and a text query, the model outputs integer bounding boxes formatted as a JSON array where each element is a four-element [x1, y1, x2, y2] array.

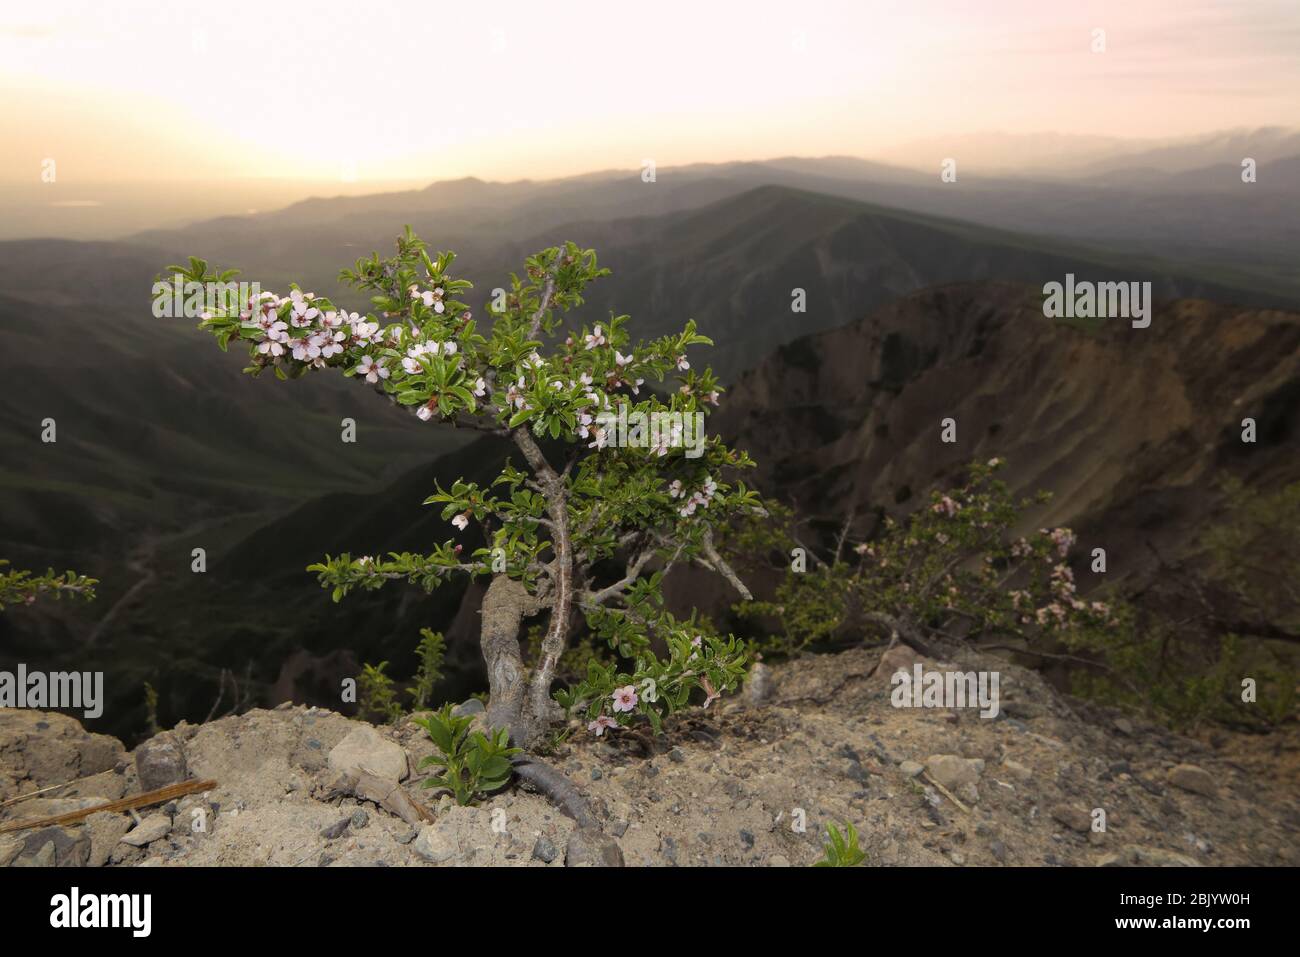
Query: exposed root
[[511, 754, 599, 830]]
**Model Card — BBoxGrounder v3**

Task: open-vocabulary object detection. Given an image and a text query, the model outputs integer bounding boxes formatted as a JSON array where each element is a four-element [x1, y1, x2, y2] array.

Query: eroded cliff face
[[707, 281, 1299, 589]]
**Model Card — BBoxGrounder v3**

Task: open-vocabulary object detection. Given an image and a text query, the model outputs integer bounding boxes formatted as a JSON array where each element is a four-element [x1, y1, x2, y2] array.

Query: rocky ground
[[2, 642, 1297, 867]]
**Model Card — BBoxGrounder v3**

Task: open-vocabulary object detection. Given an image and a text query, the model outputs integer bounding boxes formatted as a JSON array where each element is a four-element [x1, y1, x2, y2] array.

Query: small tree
[[163, 230, 757, 811]]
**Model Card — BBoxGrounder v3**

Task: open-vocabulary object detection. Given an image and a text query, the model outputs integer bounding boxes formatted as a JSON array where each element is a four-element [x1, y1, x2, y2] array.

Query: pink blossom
[[588, 715, 618, 736], [700, 675, 721, 710], [611, 684, 638, 713], [355, 355, 388, 383], [932, 495, 959, 518]]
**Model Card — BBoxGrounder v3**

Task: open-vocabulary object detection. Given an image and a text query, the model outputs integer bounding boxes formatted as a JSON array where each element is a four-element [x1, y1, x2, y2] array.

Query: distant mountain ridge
[[2, 168, 1297, 737]]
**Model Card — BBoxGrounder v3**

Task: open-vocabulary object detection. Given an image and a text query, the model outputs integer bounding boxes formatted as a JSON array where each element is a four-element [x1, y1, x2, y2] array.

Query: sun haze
[[2, 0, 1298, 186]]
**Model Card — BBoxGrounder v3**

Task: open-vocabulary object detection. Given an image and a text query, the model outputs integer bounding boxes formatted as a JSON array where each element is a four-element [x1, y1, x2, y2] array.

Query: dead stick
[[921, 771, 970, 814], [0, 777, 90, 810], [0, 779, 218, 834]]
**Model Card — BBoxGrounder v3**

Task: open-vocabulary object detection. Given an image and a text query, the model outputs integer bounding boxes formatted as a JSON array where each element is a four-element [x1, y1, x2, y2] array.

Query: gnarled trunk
[[479, 574, 537, 742]]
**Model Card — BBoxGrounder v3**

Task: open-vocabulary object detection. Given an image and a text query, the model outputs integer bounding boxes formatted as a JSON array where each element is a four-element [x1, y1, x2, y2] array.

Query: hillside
[[710, 281, 1300, 590]]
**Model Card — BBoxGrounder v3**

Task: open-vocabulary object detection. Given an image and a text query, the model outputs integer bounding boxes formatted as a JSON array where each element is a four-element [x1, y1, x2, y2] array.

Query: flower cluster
[[668, 475, 719, 517], [244, 289, 380, 364]]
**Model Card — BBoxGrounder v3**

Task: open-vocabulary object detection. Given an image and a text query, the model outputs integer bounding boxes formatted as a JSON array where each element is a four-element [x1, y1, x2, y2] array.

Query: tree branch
[[698, 528, 753, 600]]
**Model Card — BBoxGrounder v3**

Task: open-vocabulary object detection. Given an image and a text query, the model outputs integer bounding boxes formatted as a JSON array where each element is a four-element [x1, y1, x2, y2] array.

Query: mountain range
[[1, 146, 1297, 738]]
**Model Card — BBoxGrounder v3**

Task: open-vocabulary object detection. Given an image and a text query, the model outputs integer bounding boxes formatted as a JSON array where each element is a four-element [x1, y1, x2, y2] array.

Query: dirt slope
[[3, 642, 1296, 867]]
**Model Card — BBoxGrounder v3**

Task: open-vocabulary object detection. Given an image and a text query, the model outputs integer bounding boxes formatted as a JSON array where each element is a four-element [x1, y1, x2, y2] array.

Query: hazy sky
[[2, 0, 1298, 185]]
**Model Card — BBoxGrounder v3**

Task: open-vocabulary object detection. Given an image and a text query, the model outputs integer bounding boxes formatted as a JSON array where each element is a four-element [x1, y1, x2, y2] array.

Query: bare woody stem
[[507, 426, 576, 744]]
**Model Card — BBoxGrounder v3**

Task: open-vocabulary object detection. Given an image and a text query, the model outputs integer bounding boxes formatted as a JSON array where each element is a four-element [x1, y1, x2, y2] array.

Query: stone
[[1167, 764, 1217, 798], [1051, 804, 1092, 834], [660, 835, 678, 864], [412, 824, 458, 863], [0, 710, 124, 795], [19, 826, 89, 867], [899, 760, 924, 778], [320, 817, 350, 840], [743, 662, 775, 706], [327, 725, 408, 782], [0, 837, 21, 867], [120, 814, 172, 847], [85, 812, 131, 867], [18, 841, 56, 867], [925, 754, 981, 791], [874, 646, 926, 691], [350, 809, 370, 830], [768, 854, 791, 867], [531, 836, 559, 863], [565, 827, 624, 867], [1001, 759, 1033, 781], [134, 731, 188, 791], [451, 698, 486, 718]]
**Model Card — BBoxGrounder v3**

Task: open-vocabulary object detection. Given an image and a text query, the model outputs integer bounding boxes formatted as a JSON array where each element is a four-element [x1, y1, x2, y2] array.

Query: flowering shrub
[[735, 459, 1116, 656], [0, 561, 96, 610], [164, 229, 758, 750], [732, 460, 1298, 728]]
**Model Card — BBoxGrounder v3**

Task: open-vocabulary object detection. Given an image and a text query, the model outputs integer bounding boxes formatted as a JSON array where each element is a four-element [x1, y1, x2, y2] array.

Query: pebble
[[120, 814, 172, 847], [412, 825, 459, 864], [1167, 764, 1217, 798], [925, 754, 982, 792], [320, 817, 350, 840], [531, 836, 559, 863], [451, 698, 486, 718], [1050, 804, 1092, 834]]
